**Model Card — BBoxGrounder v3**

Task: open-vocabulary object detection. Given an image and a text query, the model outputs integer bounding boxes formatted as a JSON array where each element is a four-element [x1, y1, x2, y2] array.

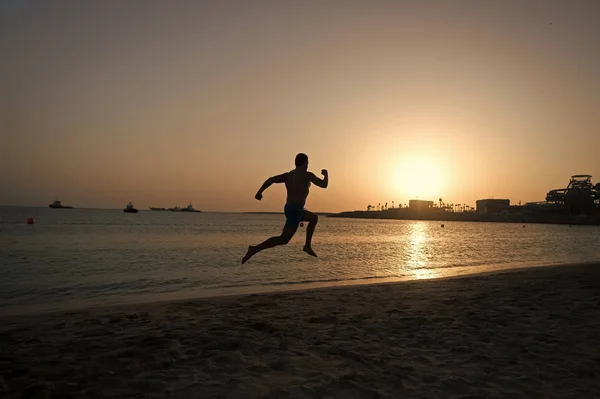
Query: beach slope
[[2, 263, 600, 398]]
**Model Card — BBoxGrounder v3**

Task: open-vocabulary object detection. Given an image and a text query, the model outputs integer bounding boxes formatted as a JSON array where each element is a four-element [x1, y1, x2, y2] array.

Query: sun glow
[[392, 155, 446, 200]]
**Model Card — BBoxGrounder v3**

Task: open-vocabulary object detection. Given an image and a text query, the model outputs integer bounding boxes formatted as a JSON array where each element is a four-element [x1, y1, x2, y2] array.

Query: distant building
[[476, 199, 510, 214], [409, 200, 434, 210]]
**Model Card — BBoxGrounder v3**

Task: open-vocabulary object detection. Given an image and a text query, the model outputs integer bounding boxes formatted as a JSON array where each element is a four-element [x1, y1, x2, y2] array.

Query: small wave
[[214, 274, 401, 290]]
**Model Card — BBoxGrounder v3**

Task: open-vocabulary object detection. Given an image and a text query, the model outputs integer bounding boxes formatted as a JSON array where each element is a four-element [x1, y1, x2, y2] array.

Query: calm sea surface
[[1, 207, 599, 315]]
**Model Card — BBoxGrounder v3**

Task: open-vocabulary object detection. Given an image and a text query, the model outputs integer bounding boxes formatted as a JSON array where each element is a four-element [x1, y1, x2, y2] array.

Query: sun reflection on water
[[405, 222, 439, 280]]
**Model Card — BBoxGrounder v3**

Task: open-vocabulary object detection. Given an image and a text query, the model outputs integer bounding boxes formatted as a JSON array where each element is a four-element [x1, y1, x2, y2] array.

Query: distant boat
[[179, 203, 201, 213], [150, 203, 201, 212], [168, 203, 201, 213], [49, 200, 72, 209], [123, 202, 139, 213]]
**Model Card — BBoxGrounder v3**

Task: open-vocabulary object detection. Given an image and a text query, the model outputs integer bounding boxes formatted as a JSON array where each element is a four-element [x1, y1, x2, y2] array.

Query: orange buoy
[[441, 224, 444, 228], [27, 217, 35, 225]]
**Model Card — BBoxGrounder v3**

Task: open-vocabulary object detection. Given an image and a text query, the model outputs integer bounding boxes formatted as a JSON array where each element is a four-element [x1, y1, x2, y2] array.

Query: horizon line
[[0, 205, 335, 214]]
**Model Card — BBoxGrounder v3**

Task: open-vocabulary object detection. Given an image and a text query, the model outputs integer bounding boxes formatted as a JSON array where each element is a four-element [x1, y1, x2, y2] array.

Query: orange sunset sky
[[2, 1, 599, 212]]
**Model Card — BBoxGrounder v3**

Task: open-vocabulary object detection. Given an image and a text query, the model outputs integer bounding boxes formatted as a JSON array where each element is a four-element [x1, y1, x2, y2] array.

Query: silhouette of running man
[[242, 153, 328, 264]]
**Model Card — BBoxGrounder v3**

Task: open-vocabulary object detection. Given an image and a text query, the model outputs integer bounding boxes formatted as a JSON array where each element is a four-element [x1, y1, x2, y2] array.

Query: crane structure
[[546, 175, 600, 214]]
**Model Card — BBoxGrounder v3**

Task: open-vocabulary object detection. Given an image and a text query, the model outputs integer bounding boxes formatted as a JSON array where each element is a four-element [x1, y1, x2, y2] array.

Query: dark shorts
[[284, 204, 305, 229]]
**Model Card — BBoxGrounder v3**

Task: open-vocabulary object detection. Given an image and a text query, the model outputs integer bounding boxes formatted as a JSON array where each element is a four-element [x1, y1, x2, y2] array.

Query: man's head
[[295, 153, 309, 170]]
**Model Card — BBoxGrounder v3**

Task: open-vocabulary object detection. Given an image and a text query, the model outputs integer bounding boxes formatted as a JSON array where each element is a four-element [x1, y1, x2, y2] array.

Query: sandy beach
[[2, 263, 600, 398]]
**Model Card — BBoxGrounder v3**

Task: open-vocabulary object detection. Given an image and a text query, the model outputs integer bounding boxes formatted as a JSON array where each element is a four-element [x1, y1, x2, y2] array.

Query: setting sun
[[392, 156, 447, 200]]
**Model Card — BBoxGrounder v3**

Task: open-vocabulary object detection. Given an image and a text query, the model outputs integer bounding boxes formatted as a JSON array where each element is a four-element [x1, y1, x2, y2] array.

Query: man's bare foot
[[242, 246, 258, 264], [303, 246, 318, 257]]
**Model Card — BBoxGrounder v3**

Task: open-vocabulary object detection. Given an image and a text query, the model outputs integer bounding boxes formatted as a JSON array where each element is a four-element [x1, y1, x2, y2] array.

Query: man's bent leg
[[242, 225, 297, 264], [302, 211, 318, 257]]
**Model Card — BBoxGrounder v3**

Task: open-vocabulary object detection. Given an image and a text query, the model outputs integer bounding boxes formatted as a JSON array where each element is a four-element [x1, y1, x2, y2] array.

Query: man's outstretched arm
[[255, 173, 288, 200], [310, 169, 328, 188]]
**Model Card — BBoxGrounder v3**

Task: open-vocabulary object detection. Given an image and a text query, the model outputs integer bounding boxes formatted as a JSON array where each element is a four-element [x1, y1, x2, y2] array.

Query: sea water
[[1, 207, 599, 315]]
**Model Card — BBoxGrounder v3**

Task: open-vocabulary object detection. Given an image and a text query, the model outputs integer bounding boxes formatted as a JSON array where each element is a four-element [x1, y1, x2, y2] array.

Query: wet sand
[[2, 263, 600, 398]]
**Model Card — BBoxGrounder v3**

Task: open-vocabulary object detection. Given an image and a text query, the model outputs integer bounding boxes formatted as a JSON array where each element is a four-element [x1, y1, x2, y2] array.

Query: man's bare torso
[[284, 169, 312, 207]]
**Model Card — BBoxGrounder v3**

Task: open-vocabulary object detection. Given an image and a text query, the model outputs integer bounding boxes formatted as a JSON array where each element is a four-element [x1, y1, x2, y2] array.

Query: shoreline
[[2, 262, 599, 397], [329, 209, 600, 226], [3, 260, 598, 318], [2, 261, 599, 320]]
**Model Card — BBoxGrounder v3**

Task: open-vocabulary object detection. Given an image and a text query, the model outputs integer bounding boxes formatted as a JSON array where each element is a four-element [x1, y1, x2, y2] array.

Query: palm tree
[[378, 203, 381, 211], [392, 201, 395, 209], [385, 202, 388, 210]]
